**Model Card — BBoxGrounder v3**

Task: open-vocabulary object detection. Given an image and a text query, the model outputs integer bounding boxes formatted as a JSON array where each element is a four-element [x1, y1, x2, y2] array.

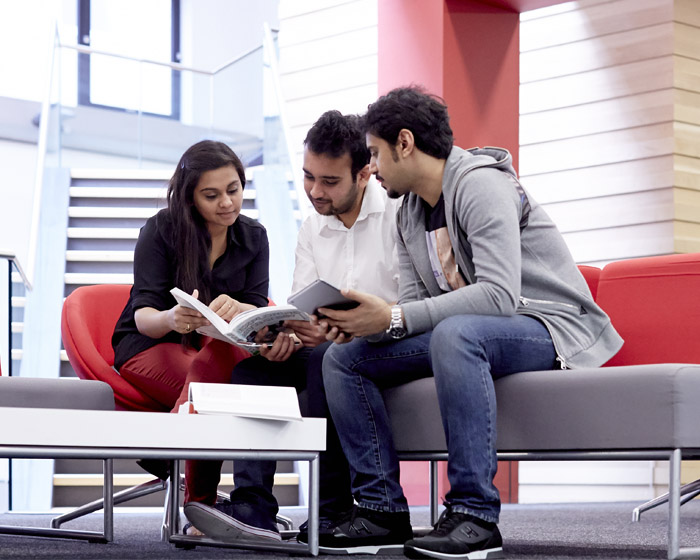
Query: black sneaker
[[183, 500, 281, 542], [317, 505, 413, 555], [404, 509, 503, 559], [296, 515, 343, 544]]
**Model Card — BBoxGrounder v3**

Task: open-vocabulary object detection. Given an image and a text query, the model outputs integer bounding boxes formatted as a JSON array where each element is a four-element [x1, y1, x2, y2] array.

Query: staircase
[[11, 167, 301, 509]]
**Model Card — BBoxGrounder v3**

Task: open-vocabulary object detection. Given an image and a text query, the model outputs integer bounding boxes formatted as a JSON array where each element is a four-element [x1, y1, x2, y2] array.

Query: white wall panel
[[544, 188, 674, 234], [280, 56, 378, 101], [286, 82, 378, 134], [521, 157, 673, 204], [520, 0, 610, 22], [520, 123, 674, 176], [277, 0, 377, 170], [521, 57, 673, 114], [279, 26, 377, 74], [277, 0, 377, 47], [563, 222, 675, 264], [520, 90, 672, 145], [278, 0, 352, 19], [521, 0, 671, 52], [521, 23, 673, 83]]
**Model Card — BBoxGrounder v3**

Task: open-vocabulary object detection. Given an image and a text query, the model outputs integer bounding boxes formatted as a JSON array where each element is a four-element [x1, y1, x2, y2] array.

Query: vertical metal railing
[[262, 22, 309, 221], [0, 251, 31, 377], [0, 251, 31, 511]]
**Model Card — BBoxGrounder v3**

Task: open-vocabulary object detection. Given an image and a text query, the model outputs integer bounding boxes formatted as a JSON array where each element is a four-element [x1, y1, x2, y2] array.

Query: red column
[[378, 0, 520, 169]]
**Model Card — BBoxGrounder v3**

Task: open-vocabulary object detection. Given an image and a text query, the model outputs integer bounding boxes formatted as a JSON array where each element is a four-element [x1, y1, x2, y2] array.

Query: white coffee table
[[0, 407, 326, 555]]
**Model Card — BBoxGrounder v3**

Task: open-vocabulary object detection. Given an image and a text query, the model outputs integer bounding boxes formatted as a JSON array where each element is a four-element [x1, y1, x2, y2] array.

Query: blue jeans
[[322, 314, 556, 523]]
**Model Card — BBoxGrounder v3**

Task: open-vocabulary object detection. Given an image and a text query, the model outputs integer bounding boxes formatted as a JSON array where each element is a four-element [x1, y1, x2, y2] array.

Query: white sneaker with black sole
[[183, 501, 281, 542]]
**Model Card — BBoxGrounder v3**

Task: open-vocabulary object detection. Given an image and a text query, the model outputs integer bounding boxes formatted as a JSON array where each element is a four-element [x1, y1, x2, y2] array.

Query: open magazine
[[170, 288, 310, 349], [187, 382, 302, 421]]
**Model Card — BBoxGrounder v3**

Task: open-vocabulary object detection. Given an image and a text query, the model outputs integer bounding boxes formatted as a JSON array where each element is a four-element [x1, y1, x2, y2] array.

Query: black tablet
[[288, 279, 359, 317]]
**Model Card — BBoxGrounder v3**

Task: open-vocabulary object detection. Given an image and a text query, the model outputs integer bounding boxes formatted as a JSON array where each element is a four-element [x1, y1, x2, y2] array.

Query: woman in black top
[[112, 140, 269, 506]]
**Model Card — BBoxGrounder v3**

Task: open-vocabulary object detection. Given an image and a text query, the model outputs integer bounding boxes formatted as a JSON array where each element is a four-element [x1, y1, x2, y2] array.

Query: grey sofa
[[384, 253, 700, 560], [0, 376, 116, 541]]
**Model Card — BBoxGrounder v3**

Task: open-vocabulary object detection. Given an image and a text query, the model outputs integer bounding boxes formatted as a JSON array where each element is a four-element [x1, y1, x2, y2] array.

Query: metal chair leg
[[51, 477, 167, 528], [276, 513, 294, 531], [633, 477, 700, 522], [429, 460, 439, 526]]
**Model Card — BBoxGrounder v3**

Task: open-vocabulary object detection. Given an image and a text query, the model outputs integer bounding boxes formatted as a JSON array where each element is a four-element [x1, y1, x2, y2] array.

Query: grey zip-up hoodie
[[396, 146, 623, 368]]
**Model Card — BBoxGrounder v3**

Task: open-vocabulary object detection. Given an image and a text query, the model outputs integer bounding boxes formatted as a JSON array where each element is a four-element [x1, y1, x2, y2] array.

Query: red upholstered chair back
[[577, 265, 601, 301], [596, 253, 700, 367], [61, 284, 163, 412]]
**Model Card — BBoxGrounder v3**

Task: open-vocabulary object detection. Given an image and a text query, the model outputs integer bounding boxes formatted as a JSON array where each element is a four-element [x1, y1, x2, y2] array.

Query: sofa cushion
[[0, 377, 115, 411], [597, 253, 700, 367], [386, 363, 700, 454]]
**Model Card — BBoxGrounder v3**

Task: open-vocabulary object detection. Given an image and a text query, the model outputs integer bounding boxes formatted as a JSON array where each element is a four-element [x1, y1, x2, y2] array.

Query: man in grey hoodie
[[315, 87, 623, 559]]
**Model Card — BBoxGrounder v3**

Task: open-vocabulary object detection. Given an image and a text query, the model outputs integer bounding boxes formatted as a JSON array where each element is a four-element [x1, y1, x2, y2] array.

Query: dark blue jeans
[[230, 342, 353, 520], [322, 314, 556, 523]]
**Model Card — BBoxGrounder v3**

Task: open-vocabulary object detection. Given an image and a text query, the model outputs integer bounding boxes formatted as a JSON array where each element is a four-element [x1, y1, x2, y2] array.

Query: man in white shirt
[[184, 110, 400, 544]]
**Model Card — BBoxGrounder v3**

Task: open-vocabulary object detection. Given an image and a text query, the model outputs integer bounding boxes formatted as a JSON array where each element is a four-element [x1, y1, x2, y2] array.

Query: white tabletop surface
[[0, 408, 326, 453]]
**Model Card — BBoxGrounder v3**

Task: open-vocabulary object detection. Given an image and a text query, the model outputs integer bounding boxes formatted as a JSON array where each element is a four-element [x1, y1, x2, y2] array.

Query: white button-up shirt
[[290, 178, 400, 304]]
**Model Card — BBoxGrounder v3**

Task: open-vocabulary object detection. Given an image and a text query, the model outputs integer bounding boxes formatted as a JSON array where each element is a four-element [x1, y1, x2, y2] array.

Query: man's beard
[[310, 181, 358, 216]]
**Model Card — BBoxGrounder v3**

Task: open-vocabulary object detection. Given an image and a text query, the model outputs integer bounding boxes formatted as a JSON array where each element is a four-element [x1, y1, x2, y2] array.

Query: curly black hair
[[304, 110, 370, 178], [363, 86, 453, 159]]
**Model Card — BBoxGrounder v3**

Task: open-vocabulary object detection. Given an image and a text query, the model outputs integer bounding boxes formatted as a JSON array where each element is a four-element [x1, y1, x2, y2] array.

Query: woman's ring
[[186, 323, 191, 332]]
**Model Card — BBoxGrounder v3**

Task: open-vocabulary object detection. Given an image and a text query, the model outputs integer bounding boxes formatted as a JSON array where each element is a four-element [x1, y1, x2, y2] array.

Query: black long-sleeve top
[[112, 209, 269, 370]]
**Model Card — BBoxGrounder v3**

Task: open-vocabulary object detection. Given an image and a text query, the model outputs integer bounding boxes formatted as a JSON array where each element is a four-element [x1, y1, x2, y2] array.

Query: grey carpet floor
[[1, 501, 699, 559]]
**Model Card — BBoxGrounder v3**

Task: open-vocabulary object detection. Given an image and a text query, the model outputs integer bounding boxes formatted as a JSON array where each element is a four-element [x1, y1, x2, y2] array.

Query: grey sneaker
[[404, 509, 503, 559], [183, 501, 281, 542]]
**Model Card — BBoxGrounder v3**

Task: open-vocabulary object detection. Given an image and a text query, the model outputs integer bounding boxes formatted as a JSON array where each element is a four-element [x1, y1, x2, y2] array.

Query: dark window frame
[[77, 0, 181, 120]]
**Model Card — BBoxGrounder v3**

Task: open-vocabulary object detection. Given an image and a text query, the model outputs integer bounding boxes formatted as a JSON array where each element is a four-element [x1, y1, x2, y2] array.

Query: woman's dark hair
[[363, 86, 453, 159], [304, 110, 370, 179], [165, 140, 245, 304]]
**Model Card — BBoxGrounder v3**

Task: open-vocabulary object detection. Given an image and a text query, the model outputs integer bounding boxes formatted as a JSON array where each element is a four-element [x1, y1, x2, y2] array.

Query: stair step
[[70, 186, 167, 199], [68, 207, 163, 219], [66, 250, 134, 263], [64, 272, 134, 285], [70, 186, 257, 201], [70, 168, 172, 181], [67, 227, 141, 239], [68, 206, 260, 220]]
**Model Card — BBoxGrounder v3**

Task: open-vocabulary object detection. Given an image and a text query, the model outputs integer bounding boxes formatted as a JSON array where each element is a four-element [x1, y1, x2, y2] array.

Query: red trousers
[[119, 338, 251, 504]]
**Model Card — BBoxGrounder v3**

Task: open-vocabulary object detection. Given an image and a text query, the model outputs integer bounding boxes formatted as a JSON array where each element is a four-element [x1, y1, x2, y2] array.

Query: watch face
[[389, 326, 407, 339]]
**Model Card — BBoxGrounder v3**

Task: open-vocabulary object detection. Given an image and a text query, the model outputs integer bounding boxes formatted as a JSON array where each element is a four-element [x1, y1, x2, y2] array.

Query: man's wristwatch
[[387, 305, 407, 339]]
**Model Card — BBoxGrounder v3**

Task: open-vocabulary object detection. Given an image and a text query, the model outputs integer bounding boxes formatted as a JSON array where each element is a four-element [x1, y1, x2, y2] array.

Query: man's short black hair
[[304, 110, 370, 179], [363, 86, 453, 159]]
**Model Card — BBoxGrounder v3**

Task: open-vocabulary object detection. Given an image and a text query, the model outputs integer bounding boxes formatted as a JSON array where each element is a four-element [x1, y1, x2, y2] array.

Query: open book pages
[[187, 382, 302, 421], [170, 288, 310, 348]]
